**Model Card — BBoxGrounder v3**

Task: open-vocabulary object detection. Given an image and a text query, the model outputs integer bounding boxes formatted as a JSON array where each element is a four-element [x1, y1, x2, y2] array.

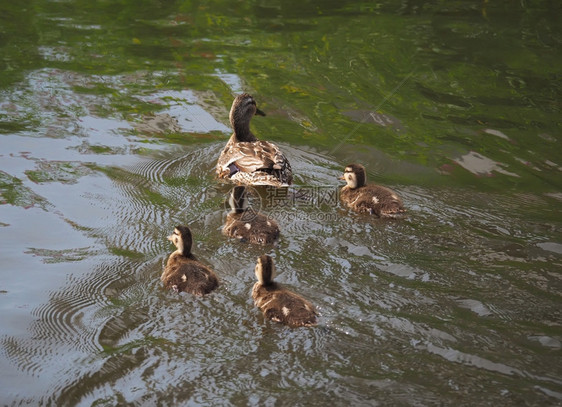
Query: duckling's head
[[228, 185, 249, 213], [255, 255, 276, 285], [340, 163, 367, 189], [168, 225, 193, 256], [229, 93, 266, 140]]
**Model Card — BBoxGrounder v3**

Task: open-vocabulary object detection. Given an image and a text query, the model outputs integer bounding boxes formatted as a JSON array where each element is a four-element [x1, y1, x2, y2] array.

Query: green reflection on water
[[0, 170, 48, 209], [2, 1, 559, 193]]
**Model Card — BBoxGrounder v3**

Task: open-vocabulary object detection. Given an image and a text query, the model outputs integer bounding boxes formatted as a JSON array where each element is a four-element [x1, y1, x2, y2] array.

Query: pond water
[[1, 1, 561, 405]]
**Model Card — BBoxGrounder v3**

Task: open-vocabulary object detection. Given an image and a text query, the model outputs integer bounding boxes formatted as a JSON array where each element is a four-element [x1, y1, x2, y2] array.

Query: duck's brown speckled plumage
[[162, 225, 219, 296], [216, 93, 292, 187], [252, 255, 317, 327], [222, 186, 280, 245], [340, 163, 406, 218]]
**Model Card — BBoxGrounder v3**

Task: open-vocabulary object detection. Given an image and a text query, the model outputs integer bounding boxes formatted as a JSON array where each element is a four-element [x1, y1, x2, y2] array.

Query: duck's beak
[[338, 175, 346, 180], [255, 108, 266, 116], [167, 234, 174, 241]]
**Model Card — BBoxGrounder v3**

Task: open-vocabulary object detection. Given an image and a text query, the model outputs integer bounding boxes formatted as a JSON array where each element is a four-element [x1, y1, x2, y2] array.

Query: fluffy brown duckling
[[222, 186, 280, 245], [216, 93, 292, 187], [340, 163, 406, 218], [162, 225, 219, 295], [252, 255, 318, 327]]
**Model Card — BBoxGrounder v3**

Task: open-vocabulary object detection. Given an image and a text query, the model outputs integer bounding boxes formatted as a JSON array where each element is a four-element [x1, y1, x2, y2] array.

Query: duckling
[[340, 163, 406, 218], [216, 93, 292, 187], [252, 255, 318, 327], [162, 225, 219, 295], [222, 186, 280, 245]]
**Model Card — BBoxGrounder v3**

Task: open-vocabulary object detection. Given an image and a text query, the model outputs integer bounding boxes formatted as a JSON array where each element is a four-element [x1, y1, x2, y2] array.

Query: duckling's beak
[[255, 108, 266, 116], [167, 234, 174, 241], [338, 175, 346, 181]]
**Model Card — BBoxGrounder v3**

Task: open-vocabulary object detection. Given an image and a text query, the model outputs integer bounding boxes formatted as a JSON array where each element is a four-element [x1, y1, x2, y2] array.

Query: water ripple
[[3, 129, 561, 405]]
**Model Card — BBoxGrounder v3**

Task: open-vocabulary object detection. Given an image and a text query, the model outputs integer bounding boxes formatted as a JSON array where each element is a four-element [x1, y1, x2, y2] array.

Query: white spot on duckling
[[282, 306, 290, 316], [372, 196, 379, 204], [244, 223, 252, 230], [181, 274, 187, 282]]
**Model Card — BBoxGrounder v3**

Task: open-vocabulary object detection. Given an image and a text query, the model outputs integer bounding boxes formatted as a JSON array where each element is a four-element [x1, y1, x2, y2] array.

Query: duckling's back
[[252, 282, 317, 327], [341, 184, 405, 217], [163, 254, 219, 295], [223, 212, 280, 245]]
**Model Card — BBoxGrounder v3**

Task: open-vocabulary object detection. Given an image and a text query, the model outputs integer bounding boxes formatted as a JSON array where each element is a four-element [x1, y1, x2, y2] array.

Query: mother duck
[[216, 93, 292, 187]]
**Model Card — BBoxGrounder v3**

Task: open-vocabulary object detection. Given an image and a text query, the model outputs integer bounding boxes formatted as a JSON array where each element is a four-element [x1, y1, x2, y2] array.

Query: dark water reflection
[[1, 1, 561, 405]]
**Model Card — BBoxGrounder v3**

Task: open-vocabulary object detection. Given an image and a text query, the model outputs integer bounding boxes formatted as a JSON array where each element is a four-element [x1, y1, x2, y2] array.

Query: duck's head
[[255, 255, 276, 285], [168, 225, 193, 256], [229, 93, 265, 141], [228, 185, 249, 213], [339, 163, 367, 189]]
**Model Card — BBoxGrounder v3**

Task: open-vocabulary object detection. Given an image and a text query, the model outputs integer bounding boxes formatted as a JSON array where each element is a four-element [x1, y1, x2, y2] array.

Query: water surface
[[1, 1, 561, 405]]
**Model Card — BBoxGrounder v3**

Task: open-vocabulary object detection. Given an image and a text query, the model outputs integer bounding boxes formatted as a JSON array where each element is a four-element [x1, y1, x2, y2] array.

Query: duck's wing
[[219, 141, 289, 174]]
